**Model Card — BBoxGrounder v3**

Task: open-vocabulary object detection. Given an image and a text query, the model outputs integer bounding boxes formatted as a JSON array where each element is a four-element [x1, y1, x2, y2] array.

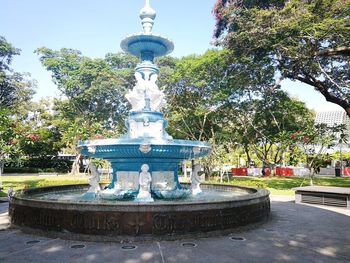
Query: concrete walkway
[[0, 196, 349, 263]]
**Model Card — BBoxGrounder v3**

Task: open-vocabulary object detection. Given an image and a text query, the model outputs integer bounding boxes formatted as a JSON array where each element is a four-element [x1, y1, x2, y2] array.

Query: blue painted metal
[[78, 112, 211, 196], [121, 33, 174, 59], [82, 192, 97, 200], [78, 137, 211, 189]]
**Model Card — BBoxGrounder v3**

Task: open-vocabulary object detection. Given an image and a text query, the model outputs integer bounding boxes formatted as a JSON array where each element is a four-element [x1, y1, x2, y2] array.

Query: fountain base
[[9, 184, 270, 239]]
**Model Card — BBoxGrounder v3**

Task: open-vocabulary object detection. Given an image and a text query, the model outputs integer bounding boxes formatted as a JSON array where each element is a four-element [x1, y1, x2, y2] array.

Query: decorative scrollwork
[[87, 146, 96, 154], [139, 144, 152, 153]]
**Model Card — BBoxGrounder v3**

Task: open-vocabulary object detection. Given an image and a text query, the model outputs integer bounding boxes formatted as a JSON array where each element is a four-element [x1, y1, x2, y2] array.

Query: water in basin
[[23, 188, 250, 204]]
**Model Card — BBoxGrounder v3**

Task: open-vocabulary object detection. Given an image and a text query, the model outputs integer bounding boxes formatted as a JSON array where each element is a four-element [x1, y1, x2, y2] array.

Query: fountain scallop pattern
[[78, 0, 211, 201]]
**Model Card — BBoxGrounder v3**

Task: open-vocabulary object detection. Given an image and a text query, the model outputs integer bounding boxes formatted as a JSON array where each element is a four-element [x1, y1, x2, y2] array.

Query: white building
[[315, 110, 350, 152], [315, 111, 350, 127]]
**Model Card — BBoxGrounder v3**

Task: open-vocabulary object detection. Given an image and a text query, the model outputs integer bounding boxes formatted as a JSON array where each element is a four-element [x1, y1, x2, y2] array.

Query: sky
[[1, 0, 343, 112]]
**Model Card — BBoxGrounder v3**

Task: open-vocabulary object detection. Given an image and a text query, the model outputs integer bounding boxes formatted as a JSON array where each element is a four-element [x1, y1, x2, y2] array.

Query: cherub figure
[[87, 162, 101, 194], [191, 164, 203, 196], [125, 72, 166, 112], [147, 74, 166, 111], [125, 72, 147, 111], [136, 164, 154, 202]]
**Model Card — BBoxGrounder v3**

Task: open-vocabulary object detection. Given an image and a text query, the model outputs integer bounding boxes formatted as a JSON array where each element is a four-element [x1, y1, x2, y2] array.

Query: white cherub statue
[[136, 164, 154, 202], [191, 164, 203, 196], [87, 162, 101, 194], [147, 74, 166, 111], [125, 72, 147, 112], [125, 71, 166, 112]]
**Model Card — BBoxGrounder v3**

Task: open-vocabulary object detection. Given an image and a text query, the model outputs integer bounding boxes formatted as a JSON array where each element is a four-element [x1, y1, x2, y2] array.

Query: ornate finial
[[140, 0, 156, 34]]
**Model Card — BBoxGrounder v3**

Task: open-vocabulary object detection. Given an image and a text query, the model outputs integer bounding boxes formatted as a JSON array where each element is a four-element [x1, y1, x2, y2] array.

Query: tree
[[36, 48, 178, 131], [36, 48, 136, 174], [213, 0, 350, 115], [164, 50, 230, 175], [18, 127, 61, 158], [0, 109, 21, 179], [165, 49, 253, 140], [36, 48, 131, 131], [164, 49, 313, 175], [0, 36, 19, 71], [164, 50, 268, 176], [0, 37, 36, 178], [232, 89, 314, 167], [0, 36, 36, 109], [36, 48, 178, 174], [291, 123, 346, 184]]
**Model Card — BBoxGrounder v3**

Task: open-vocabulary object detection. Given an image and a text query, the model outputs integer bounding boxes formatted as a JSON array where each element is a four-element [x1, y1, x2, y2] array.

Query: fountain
[[78, 0, 212, 200], [9, 1, 270, 240]]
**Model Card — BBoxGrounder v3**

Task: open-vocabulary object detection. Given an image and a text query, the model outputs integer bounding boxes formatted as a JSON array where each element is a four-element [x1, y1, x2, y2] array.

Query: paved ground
[[0, 196, 349, 263]]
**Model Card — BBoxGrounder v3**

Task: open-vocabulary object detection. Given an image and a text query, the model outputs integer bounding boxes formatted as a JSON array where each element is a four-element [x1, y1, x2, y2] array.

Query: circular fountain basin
[[9, 184, 270, 240]]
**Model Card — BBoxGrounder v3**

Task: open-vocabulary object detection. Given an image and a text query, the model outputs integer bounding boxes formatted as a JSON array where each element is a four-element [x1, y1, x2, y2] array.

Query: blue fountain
[[78, 0, 211, 201]]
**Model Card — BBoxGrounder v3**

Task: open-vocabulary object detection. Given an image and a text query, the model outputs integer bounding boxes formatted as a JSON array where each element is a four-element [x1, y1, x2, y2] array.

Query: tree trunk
[[309, 168, 315, 186], [203, 163, 212, 180], [0, 160, 2, 190], [244, 145, 250, 163], [293, 74, 350, 118]]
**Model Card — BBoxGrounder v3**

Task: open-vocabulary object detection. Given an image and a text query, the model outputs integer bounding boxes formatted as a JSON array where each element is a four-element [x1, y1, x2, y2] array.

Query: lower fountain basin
[[9, 184, 270, 240]]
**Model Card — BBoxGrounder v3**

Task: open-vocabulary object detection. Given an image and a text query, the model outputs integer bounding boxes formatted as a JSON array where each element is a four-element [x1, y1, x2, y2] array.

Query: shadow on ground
[[0, 199, 349, 263]]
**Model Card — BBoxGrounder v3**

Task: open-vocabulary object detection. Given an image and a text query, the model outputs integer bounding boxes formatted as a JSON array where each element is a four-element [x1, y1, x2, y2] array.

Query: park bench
[[294, 186, 350, 209]]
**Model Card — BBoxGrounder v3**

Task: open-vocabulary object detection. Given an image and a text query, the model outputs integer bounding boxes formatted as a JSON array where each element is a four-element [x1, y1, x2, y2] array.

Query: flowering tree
[[19, 128, 60, 158], [0, 109, 21, 183]]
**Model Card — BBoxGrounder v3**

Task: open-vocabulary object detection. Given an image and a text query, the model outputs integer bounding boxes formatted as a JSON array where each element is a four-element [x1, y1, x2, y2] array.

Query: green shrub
[[4, 158, 73, 173], [4, 167, 40, 173]]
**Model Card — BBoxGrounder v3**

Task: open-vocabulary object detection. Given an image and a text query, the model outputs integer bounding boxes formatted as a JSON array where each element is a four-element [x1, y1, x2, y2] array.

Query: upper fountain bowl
[[121, 33, 174, 59]]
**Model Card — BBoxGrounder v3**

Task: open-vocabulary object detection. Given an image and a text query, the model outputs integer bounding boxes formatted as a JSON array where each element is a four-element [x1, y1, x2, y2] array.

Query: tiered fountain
[[9, 1, 270, 240], [78, 0, 210, 202]]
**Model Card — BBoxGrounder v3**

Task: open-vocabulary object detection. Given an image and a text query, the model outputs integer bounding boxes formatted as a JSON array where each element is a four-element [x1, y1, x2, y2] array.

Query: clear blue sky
[[1, 0, 342, 112]]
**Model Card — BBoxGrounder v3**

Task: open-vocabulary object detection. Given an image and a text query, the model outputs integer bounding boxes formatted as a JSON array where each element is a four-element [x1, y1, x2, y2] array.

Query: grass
[[208, 176, 350, 195], [1, 174, 350, 197], [0, 175, 110, 197]]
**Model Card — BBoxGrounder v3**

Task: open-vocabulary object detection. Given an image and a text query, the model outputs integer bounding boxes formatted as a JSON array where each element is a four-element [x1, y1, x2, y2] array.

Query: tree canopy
[[1, 2, 349, 175], [213, 0, 350, 115], [0, 36, 36, 109], [165, 49, 315, 171], [35, 48, 133, 131]]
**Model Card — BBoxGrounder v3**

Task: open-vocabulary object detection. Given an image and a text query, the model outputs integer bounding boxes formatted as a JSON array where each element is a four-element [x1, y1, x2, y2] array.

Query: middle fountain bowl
[[78, 110, 211, 200]]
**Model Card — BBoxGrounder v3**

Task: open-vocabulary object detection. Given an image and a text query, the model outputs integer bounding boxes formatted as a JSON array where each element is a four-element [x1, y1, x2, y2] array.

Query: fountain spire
[[140, 0, 156, 34], [121, 0, 174, 112]]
